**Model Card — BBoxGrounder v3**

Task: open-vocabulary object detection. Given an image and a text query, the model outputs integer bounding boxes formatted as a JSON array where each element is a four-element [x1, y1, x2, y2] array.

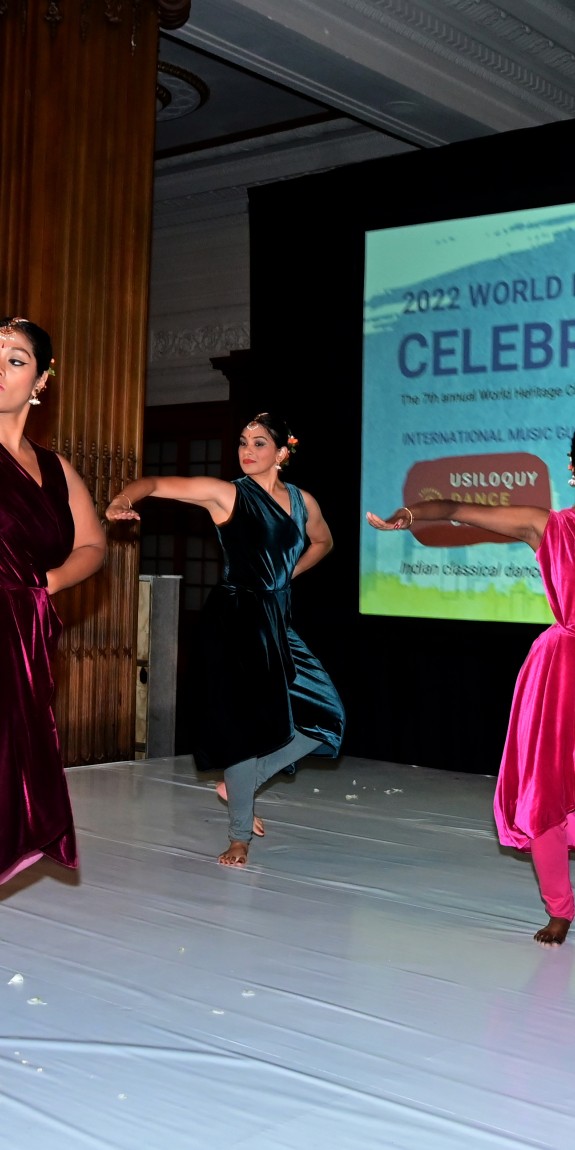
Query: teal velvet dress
[[192, 476, 345, 772]]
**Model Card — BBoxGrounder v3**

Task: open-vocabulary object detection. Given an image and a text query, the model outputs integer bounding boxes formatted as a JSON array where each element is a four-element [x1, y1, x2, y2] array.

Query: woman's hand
[[366, 508, 413, 531], [105, 496, 140, 522]]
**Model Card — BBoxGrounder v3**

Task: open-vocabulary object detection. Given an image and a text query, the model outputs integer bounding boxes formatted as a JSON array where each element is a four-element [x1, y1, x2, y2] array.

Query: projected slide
[[361, 203, 575, 623]]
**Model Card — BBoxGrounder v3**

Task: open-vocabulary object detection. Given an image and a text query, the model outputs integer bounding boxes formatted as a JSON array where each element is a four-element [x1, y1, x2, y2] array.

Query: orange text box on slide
[[403, 452, 551, 546]]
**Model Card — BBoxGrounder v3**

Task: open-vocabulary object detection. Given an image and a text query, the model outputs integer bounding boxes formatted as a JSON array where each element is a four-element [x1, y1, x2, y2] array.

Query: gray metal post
[[136, 575, 182, 758]]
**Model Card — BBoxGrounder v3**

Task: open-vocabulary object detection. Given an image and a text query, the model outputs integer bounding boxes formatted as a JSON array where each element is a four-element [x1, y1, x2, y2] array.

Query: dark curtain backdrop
[[248, 118, 575, 774]]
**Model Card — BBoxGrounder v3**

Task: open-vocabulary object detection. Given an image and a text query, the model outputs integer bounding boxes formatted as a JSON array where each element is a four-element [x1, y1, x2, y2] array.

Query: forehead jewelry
[[0, 317, 29, 336], [246, 422, 262, 431]]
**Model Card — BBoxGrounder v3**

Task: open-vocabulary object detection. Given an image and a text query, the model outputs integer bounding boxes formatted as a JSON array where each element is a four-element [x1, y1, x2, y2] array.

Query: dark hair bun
[[248, 412, 291, 449]]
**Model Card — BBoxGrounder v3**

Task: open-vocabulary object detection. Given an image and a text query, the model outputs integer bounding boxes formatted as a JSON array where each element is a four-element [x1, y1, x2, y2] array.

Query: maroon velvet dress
[[494, 509, 575, 850], [0, 441, 77, 882]]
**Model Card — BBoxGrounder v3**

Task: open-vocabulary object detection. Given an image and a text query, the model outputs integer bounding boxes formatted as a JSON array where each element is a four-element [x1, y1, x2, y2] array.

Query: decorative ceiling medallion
[[156, 61, 209, 120], [156, 81, 172, 112]]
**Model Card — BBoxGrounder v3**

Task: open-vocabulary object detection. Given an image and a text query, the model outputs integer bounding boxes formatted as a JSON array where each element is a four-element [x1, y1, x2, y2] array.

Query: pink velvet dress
[[494, 509, 575, 851], [0, 441, 77, 883]]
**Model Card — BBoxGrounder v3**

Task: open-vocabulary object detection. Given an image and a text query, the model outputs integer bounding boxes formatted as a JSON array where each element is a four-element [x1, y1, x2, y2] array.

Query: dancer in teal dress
[[106, 413, 344, 866]]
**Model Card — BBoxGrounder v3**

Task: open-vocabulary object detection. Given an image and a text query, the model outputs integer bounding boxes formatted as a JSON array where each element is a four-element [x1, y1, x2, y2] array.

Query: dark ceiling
[[156, 35, 336, 159], [154, 0, 575, 160]]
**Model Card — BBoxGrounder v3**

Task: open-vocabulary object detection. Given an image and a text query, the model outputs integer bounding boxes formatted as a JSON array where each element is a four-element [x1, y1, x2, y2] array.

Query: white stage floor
[[1, 755, 574, 1150]]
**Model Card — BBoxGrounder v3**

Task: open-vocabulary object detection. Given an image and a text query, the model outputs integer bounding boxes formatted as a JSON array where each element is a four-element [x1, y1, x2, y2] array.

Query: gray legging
[[223, 731, 321, 841]]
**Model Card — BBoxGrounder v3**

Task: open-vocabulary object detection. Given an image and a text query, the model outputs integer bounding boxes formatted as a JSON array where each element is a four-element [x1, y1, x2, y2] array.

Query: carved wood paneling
[[0, 3, 159, 764]]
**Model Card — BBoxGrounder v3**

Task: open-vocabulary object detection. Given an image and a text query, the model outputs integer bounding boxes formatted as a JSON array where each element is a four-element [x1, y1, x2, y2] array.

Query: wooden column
[[0, 1, 160, 764]]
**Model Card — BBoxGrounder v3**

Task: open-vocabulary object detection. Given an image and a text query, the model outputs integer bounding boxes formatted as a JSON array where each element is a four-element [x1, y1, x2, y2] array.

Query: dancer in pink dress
[[0, 317, 105, 884], [367, 452, 575, 948]]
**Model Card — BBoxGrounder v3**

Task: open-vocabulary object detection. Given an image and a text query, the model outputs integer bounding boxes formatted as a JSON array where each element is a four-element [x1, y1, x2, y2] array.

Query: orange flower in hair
[[287, 435, 298, 454]]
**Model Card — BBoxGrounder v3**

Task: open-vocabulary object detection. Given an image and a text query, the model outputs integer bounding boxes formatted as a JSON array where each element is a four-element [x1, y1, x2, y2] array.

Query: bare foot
[[534, 917, 572, 947], [215, 782, 265, 837], [218, 840, 249, 867]]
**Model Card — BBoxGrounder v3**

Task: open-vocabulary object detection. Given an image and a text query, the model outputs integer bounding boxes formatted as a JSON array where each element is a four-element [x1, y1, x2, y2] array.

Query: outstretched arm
[[366, 500, 550, 552], [292, 491, 334, 578], [105, 475, 236, 525]]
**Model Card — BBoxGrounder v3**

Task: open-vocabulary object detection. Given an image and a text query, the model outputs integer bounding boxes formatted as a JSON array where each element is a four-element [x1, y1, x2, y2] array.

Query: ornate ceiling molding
[[172, 0, 575, 141], [151, 323, 250, 360], [340, 0, 575, 116]]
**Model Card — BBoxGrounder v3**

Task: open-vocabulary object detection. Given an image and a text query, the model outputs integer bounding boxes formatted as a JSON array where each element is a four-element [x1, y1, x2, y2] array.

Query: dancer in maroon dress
[[0, 317, 105, 883], [367, 462, 575, 948]]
